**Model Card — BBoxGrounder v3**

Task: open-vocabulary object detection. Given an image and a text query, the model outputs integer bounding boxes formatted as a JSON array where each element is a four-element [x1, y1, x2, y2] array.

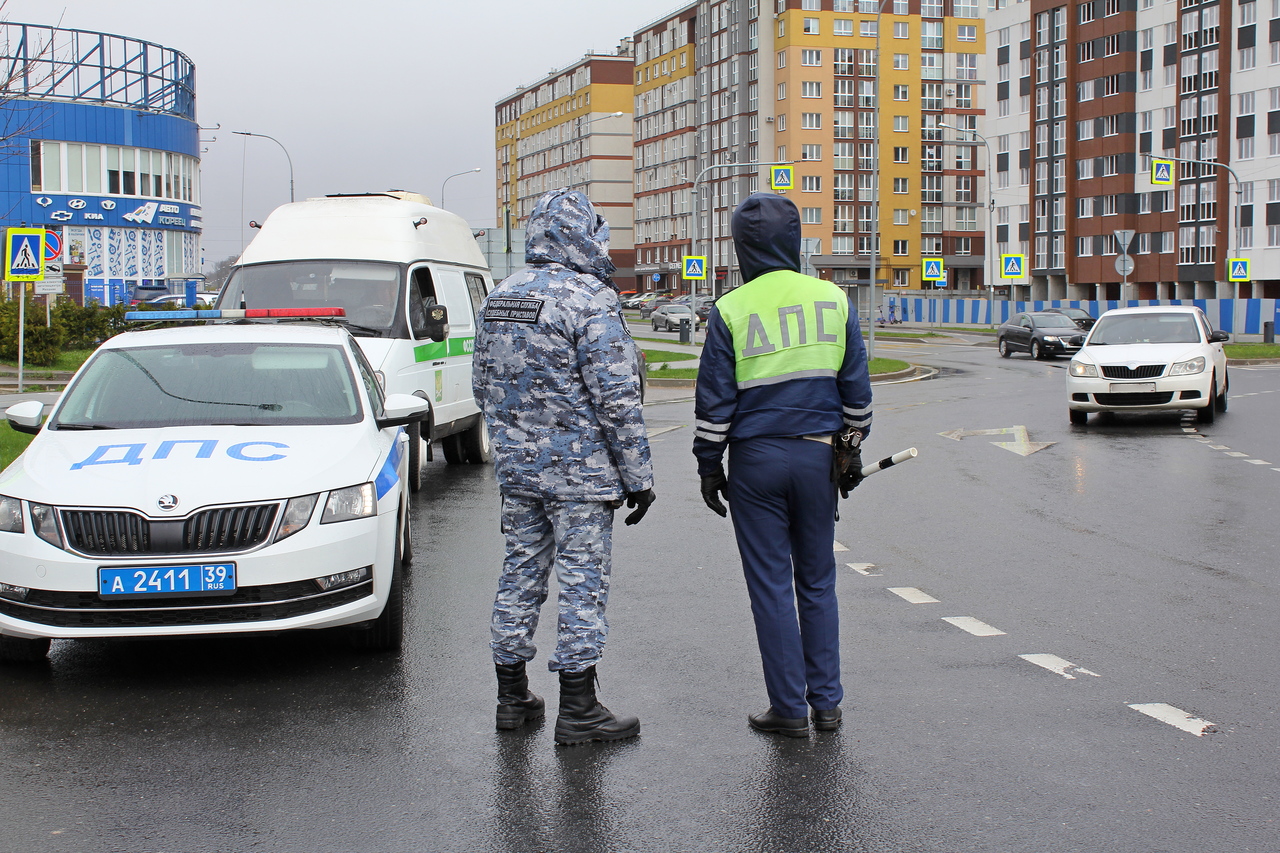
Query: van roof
[[236, 194, 488, 270]]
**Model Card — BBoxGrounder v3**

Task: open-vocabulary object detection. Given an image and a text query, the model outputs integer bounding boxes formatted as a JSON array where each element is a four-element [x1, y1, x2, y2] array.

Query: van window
[[221, 261, 401, 335], [464, 273, 489, 317], [409, 266, 438, 340]]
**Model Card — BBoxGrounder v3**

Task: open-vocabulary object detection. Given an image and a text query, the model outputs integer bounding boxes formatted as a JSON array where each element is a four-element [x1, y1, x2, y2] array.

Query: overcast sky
[[12, 0, 679, 263]]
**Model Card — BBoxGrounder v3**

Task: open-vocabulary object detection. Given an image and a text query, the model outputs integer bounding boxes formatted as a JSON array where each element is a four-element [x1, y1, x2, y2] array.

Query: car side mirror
[[377, 394, 431, 430], [5, 400, 45, 435], [413, 303, 449, 343], [1208, 330, 1229, 343]]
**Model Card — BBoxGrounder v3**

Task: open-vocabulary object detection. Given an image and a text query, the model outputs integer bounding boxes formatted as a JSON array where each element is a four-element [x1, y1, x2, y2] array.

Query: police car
[[0, 308, 427, 663]]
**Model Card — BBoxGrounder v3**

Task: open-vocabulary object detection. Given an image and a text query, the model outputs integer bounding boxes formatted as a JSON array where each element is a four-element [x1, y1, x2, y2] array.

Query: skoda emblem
[[157, 495, 179, 511]]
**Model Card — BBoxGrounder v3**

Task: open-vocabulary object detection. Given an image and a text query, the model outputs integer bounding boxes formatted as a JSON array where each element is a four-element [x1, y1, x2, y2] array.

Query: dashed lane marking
[[942, 616, 1007, 637], [846, 562, 879, 576], [834, 540, 849, 552], [1019, 653, 1101, 679], [888, 587, 940, 604], [1128, 703, 1217, 736], [1246, 459, 1272, 465], [1224, 451, 1250, 458]]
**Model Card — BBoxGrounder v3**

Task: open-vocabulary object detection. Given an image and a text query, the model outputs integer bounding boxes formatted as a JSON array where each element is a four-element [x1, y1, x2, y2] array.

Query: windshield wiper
[[342, 323, 385, 337], [53, 424, 118, 430], [115, 352, 283, 411]]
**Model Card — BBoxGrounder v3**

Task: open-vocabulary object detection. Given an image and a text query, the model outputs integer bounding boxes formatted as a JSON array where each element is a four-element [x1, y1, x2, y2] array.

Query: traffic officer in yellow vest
[[694, 192, 873, 737]]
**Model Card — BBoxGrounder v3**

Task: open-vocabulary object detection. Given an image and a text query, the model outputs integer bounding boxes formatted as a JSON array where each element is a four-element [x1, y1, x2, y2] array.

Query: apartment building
[[494, 46, 636, 285], [984, 0, 1279, 301]]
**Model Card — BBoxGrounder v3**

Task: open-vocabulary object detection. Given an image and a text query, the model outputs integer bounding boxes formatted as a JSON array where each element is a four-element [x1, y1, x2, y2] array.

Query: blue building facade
[[1, 23, 201, 305]]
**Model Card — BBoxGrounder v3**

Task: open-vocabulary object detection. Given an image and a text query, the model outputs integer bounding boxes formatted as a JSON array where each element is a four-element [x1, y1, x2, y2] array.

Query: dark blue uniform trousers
[[728, 436, 843, 720]]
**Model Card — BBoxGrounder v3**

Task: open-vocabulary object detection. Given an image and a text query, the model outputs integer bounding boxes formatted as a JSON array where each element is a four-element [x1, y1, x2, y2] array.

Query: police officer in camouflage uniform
[[473, 188, 655, 746], [694, 193, 873, 738]]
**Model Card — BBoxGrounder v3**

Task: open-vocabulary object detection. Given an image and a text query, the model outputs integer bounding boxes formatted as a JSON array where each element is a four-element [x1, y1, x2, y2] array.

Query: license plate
[[1110, 382, 1156, 393], [99, 564, 237, 598]]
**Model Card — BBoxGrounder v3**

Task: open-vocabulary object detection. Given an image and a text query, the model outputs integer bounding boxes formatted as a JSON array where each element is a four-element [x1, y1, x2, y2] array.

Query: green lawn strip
[[863, 331, 946, 339], [0, 348, 95, 374], [642, 349, 698, 366], [649, 356, 909, 380], [0, 422, 35, 472], [633, 335, 703, 347], [1225, 344, 1280, 359]]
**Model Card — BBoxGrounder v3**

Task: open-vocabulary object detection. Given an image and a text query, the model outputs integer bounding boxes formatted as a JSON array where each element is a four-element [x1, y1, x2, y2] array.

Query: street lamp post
[[939, 122, 996, 327], [439, 167, 482, 209], [232, 131, 294, 202]]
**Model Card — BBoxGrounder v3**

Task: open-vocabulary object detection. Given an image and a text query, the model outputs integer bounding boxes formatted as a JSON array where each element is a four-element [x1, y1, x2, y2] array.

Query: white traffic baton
[[860, 447, 918, 479]]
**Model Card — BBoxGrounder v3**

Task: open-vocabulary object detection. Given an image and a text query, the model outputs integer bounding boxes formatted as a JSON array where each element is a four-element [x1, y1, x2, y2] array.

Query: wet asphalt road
[[2, 338, 1279, 852]]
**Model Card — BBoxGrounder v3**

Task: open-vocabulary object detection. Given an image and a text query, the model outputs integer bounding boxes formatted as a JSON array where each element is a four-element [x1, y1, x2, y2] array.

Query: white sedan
[[1066, 305, 1230, 425], [0, 318, 428, 662]]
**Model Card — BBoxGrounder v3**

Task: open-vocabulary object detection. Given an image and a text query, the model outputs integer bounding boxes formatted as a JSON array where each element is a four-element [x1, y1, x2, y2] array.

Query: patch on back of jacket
[[484, 297, 545, 324]]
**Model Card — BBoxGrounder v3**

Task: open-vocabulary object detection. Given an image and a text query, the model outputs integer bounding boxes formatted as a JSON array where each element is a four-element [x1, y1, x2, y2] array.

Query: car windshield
[[1088, 313, 1202, 345], [52, 342, 363, 429], [220, 261, 401, 334], [1031, 313, 1080, 328], [1055, 309, 1089, 319]]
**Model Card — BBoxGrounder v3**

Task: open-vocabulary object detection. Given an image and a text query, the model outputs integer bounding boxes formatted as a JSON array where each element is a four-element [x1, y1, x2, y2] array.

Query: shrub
[[53, 300, 127, 349], [0, 297, 67, 366]]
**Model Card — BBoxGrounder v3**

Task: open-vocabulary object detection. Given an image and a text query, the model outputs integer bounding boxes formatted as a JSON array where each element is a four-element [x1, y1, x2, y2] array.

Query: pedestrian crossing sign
[[5, 227, 44, 282], [683, 255, 707, 280], [1228, 258, 1251, 282], [1151, 158, 1174, 186], [922, 258, 945, 281], [1000, 254, 1026, 279], [770, 166, 793, 191]]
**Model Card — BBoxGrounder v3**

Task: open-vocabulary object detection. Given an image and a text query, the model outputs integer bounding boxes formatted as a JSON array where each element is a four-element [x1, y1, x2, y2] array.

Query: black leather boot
[[553, 666, 640, 745], [495, 661, 544, 730]]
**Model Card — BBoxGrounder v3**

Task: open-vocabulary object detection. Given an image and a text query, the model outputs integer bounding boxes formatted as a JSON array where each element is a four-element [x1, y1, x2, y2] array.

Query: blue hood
[[524, 189, 617, 286], [731, 193, 802, 283]]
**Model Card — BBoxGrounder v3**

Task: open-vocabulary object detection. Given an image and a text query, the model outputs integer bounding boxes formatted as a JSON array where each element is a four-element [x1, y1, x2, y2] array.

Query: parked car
[[1044, 307, 1096, 330], [640, 297, 675, 320], [1066, 305, 1229, 425], [650, 303, 700, 332], [997, 311, 1086, 359], [0, 315, 428, 662]]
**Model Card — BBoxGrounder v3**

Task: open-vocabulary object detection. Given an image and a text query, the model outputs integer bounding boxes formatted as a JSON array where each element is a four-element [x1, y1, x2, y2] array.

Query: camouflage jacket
[[473, 189, 653, 500]]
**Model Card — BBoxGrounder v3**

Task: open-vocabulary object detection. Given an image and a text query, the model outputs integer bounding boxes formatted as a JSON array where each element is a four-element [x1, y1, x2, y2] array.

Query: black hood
[[731, 193, 801, 283]]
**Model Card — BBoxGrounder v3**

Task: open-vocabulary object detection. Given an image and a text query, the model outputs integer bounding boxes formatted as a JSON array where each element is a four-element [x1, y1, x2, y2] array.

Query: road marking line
[[647, 425, 686, 438], [1182, 428, 1198, 433], [888, 587, 940, 604], [1224, 451, 1250, 457], [846, 562, 879, 575], [942, 616, 1006, 636], [1246, 459, 1271, 465], [1128, 703, 1216, 736], [1208, 445, 1230, 450], [833, 540, 849, 552], [1019, 653, 1100, 679]]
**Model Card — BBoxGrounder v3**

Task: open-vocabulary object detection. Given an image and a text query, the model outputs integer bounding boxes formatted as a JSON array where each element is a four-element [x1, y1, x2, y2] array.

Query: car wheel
[[400, 499, 413, 566], [462, 416, 492, 463], [406, 420, 425, 493], [652, 319, 659, 331], [1197, 376, 1217, 424], [1029, 340, 1042, 359], [352, 564, 404, 653], [0, 635, 51, 664], [1069, 409, 1088, 425], [440, 432, 466, 464], [998, 337, 1011, 358], [1216, 371, 1229, 412]]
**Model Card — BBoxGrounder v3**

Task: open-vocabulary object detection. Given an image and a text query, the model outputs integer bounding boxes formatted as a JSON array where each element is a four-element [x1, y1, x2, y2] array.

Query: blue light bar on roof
[[124, 308, 348, 322]]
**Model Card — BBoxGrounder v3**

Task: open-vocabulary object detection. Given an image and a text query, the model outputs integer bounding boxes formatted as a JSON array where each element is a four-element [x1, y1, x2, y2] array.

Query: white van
[[217, 191, 493, 492]]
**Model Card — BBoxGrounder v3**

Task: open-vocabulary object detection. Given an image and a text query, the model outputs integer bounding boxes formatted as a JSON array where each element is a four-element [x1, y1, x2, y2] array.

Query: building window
[[1078, 158, 1094, 179], [802, 144, 823, 160], [778, 50, 787, 69], [955, 54, 978, 80], [893, 115, 909, 132], [860, 20, 877, 37], [801, 82, 822, 98], [832, 236, 855, 255], [893, 239, 910, 255], [893, 146, 909, 163], [894, 21, 909, 39], [834, 19, 853, 36], [804, 17, 820, 34], [954, 237, 972, 255], [958, 26, 977, 42], [802, 112, 822, 129], [1077, 237, 1094, 257], [1078, 197, 1094, 217], [1080, 1, 1095, 23], [922, 21, 943, 49], [893, 177, 909, 193], [802, 49, 822, 66], [777, 82, 786, 100], [956, 208, 977, 231], [893, 84, 909, 101], [894, 53, 909, 70], [802, 175, 822, 192], [802, 207, 823, 224]]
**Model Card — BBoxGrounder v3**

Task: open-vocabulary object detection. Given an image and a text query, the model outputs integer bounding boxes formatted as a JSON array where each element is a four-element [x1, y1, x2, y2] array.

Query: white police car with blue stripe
[[0, 311, 427, 662]]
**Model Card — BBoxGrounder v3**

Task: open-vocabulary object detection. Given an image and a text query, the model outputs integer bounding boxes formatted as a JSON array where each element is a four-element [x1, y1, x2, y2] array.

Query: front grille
[[61, 504, 279, 557], [1094, 392, 1175, 406], [0, 579, 373, 628], [1102, 364, 1165, 379]]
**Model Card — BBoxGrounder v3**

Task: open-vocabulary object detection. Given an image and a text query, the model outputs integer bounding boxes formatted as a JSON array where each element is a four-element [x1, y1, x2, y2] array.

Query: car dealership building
[[1, 22, 202, 305]]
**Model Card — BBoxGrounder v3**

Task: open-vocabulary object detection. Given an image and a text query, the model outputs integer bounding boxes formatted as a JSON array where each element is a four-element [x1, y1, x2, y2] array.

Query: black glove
[[832, 429, 865, 499], [623, 488, 655, 525], [700, 469, 729, 517]]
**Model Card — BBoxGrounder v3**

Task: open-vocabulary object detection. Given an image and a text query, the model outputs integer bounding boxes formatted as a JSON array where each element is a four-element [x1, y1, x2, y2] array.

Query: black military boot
[[495, 661, 545, 730], [553, 666, 640, 745]]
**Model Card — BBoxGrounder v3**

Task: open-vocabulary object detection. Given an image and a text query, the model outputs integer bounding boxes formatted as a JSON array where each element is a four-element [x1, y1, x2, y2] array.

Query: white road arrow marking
[[1129, 703, 1216, 736], [938, 426, 1055, 456]]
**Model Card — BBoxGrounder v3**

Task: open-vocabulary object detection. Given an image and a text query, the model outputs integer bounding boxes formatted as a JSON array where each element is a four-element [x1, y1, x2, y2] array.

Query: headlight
[[29, 503, 61, 548], [321, 483, 376, 523], [1043, 336, 1060, 343], [1169, 356, 1206, 376], [1069, 361, 1098, 377], [275, 494, 319, 542], [0, 495, 22, 533]]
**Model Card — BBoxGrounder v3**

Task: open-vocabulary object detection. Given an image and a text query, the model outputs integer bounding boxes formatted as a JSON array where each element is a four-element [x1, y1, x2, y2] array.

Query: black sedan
[[1044, 306, 1096, 330], [997, 311, 1086, 359]]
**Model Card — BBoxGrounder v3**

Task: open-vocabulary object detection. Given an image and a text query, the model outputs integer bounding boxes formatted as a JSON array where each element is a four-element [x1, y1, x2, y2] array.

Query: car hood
[[351, 336, 396, 372], [0, 424, 383, 511], [1076, 343, 1205, 364]]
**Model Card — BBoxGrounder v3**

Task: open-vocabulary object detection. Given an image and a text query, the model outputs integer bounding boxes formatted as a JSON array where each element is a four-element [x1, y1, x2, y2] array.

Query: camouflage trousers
[[491, 495, 615, 673]]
